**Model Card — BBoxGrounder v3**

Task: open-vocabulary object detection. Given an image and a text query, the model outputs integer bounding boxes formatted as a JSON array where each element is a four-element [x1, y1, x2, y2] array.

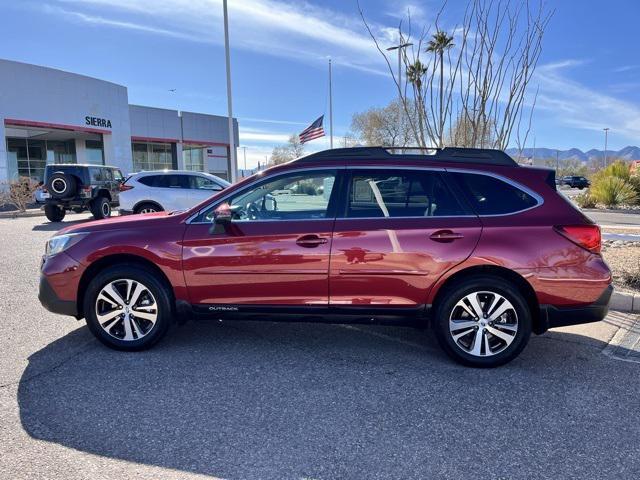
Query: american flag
[[299, 115, 325, 144]]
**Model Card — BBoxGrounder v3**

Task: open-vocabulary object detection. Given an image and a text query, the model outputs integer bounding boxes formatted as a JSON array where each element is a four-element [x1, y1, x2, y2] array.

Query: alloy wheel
[[95, 279, 158, 341], [139, 207, 157, 214], [448, 291, 518, 357]]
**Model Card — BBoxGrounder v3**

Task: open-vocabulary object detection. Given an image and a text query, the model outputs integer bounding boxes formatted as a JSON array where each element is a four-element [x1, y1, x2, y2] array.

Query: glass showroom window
[[85, 139, 104, 165], [183, 146, 205, 171], [132, 142, 175, 171]]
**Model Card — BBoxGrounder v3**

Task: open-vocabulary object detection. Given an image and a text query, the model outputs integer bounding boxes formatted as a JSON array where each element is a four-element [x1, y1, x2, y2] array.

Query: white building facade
[[0, 59, 238, 182]]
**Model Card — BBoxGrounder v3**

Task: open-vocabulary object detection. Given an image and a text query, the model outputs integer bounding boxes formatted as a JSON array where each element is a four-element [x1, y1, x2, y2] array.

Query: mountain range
[[505, 146, 640, 163]]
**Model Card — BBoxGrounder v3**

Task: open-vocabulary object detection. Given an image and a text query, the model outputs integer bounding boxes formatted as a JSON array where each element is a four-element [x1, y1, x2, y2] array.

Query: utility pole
[[222, 0, 238, 182], [328, 59, 333, 149], [241, 146, 247, 172], [387, 42, 413, 145], [603, 128, 610, 168]]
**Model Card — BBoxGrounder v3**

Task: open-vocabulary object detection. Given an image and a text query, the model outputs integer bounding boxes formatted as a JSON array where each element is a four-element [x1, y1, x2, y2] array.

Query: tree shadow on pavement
[[17, 319, 640, 480]]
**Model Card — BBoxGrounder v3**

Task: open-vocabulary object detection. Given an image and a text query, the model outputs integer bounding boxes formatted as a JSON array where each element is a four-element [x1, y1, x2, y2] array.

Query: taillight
[[119, 184, 133, 192], [554, 225, 601, 253]]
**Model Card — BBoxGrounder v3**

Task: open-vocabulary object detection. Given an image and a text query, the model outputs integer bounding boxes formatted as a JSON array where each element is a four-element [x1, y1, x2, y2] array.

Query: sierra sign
[[85, 116, 112, 128]]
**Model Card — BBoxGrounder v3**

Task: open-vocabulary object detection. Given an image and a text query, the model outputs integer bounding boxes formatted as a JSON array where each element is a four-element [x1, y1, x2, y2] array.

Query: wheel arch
[[95, 188, 112, 201], [430, 265, 542, 334], [133, 200, 164, 213], [77, 254, 175, 319]]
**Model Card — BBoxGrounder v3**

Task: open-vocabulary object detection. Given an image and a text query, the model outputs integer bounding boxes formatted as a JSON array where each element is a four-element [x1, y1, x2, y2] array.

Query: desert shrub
[[590, 175, 638, 207], [622, 269, 640, 291], [0, 176, 38, 213], [575, 192, 597, 209]]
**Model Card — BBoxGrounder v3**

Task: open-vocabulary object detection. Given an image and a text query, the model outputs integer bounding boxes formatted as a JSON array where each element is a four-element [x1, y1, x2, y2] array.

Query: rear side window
[[138, 175, 159, 187], [347, 170, 468, 218], [89, 167, 103, 182], [451, 172, 538, 215]]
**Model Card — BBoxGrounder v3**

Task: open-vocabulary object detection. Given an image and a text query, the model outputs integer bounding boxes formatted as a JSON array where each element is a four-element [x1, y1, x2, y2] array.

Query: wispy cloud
[[534, 60, 640, 140], [613, 64, 639, 73], [45, 0, 392, 75]]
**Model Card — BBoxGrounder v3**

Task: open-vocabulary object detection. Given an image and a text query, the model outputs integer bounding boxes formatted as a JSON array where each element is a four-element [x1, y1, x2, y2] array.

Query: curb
[[610, 290, 640, 313], [0, 209, 44, 219]]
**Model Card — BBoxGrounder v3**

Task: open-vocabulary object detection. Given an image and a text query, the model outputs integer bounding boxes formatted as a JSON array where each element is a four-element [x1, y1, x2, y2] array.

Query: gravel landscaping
[[602, 243, 640, 293]]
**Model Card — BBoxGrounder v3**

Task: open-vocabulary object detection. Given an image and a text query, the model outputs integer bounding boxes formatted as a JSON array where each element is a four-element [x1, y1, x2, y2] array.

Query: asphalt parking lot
[[1, 213, 640, 479]]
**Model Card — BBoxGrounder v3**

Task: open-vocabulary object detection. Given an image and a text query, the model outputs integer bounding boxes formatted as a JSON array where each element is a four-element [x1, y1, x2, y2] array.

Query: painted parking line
[[602, 312, 640, 364]]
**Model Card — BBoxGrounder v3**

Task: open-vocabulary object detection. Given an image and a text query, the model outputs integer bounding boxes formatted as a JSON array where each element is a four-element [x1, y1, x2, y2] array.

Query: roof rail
[[293, 146, 517, 167]]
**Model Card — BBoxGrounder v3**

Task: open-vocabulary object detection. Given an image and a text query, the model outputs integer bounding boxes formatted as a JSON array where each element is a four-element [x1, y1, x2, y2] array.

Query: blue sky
[[1, 0, 640, 167]]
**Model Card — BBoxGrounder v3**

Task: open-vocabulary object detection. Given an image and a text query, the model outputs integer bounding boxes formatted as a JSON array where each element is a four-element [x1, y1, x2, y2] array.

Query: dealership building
[[0, 59, 238, 183]]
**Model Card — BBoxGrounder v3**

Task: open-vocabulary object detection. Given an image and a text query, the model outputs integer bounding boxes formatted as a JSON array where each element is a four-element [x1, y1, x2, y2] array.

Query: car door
[[329, 168, 482, 307], [188, 174, 225, 207], [182, 168, 340, 306], [155, 174, 190, 210]]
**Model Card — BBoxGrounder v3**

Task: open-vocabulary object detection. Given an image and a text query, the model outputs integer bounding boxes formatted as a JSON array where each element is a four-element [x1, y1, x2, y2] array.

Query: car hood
[[56, 211, 180, 235]]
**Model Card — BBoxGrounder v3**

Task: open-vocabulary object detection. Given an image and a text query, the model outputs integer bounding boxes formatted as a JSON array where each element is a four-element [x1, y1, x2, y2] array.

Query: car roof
[[45, 164, 120, 169]]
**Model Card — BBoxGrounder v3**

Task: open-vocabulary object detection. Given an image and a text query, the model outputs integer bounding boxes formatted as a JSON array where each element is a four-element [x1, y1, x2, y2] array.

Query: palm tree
[[406, 59, 427, 89], [426, 31, 454, 147]]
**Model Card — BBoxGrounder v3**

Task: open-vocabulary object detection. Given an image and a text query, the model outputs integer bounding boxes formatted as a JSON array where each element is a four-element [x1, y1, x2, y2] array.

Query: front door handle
[[296, 234, 328, 248], [430, 230, 464, 242]]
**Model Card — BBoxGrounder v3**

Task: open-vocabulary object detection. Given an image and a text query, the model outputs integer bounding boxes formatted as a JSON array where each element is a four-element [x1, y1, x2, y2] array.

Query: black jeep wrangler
[[43, 165, 124, 222]]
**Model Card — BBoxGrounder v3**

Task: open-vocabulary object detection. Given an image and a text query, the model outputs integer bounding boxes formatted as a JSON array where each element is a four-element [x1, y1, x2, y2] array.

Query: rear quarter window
[[451, 172, 539, 215], [138, 175, 159, 187]]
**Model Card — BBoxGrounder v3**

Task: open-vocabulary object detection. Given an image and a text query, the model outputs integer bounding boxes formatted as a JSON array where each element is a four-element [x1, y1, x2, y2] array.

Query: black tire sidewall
[[84, 266, 172, 351], [44, 204, 66, 222], [91, 197, 111, 219], [434, 275, 532, 368]]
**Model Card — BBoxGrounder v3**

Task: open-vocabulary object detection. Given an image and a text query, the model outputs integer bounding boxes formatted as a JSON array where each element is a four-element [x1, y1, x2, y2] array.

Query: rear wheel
[[83, 265, 172, 351], [44, 204, 66, 222], [433, 275, 532, 367], [134, 202, 163, 214], [91, 197, 111, 220]]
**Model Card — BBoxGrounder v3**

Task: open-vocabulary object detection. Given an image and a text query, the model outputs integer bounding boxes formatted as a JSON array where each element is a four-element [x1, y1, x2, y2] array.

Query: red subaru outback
[[38, 147, 612, 367]]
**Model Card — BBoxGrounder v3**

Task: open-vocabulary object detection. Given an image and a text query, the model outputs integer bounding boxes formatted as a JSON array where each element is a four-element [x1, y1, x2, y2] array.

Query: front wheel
[[44, 204, 66, 222], [91, 197, 111, 220], [433, 275, 532, 367], [83, 265, 172, 351]]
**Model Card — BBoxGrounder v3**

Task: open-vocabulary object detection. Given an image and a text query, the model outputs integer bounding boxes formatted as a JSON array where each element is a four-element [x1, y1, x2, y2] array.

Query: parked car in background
[[38, 147, 612, 368], [562, 175, 590, 189], [119, 171, 230, 215], [43, 165, 124, 222]]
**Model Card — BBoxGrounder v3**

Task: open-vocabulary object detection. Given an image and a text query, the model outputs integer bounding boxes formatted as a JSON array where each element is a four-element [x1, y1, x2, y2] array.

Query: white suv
[[119, 171, 230, 215]]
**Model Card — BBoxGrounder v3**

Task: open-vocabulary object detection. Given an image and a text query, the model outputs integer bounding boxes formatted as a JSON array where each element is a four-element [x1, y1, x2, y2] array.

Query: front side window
[[451, 172, 538, 215], [190, 175, 223, 191], [205, 170, 336, 222], [346, 170, 467, 218]]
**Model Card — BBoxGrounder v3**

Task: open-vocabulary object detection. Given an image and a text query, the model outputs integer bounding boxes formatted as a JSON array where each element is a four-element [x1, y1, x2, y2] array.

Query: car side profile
[[38, 147, 612, 367], [118, 171, 230, 214], [562, 175, 590, 189]]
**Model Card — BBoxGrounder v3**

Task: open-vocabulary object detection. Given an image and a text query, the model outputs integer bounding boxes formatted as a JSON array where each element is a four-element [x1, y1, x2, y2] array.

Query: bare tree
[[351, 99, 416, 147], [358, 0, 552, 151], [0, 177, 38, 215], [270, 135, 305, 165]]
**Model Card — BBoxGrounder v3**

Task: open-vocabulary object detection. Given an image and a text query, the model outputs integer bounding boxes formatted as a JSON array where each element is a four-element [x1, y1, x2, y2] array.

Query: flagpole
[[329, 58, 333, 149]]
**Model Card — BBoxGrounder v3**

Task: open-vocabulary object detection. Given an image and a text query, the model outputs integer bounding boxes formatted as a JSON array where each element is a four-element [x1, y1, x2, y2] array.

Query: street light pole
[[222, 0, 237, 182], [242, 146, 247, 172], [386, 42, 413, 145], [603, 128, 610, 168]]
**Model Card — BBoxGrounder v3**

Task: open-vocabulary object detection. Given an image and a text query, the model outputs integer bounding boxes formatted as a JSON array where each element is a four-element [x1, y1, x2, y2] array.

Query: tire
[[46, 172, 77, 199], [433, 275, 532, 368], [91, 197, 111, 220], [44, 204, 66, 222], [83, 265, 172, 351], [134, 202, 163, 214]]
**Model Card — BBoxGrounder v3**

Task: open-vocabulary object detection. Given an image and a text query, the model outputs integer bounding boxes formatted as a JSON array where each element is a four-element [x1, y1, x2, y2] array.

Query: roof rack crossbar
[[293, 146, 517, 166]]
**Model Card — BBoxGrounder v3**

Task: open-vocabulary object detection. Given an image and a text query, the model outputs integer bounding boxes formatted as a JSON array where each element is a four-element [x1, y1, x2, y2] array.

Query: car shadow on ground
[[17, 319, 640, 480]]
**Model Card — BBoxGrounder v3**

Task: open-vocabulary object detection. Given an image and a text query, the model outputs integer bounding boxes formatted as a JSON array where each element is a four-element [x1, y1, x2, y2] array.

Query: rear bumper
[[39, 275, 78, 317], [538, 284, 613, 332], [119, 209, 134, 216]]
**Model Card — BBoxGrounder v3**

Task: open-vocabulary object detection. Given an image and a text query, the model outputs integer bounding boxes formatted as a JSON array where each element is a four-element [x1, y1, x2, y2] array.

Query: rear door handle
[[430, 230, 464, 242], [296, 234, 328, 248]]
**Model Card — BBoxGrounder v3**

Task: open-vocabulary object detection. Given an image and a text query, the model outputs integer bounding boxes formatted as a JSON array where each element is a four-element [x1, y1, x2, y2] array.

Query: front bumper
[[39, 275, 78, 317], [538, 284, 613, 332]]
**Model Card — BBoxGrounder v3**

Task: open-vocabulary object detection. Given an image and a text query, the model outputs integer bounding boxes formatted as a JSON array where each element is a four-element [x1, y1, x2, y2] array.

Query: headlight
[[45, 233, 88, 257]]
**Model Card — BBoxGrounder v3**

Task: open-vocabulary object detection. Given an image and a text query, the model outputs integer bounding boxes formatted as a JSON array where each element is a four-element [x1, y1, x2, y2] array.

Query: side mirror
[[208, 203, 232, 234]]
